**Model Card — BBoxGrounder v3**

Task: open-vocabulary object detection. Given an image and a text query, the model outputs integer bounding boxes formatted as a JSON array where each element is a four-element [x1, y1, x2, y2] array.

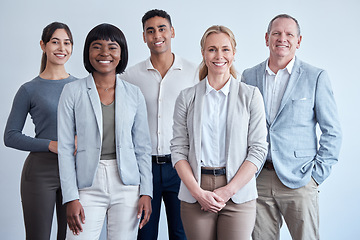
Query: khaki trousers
[[252, 169, 319, 240], [180, 173, 256, 240]]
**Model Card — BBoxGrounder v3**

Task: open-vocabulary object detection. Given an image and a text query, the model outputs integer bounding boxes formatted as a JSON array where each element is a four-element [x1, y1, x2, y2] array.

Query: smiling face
[[266, 17, 302, 62], [41, 28, 72, 67], [202, 32, 235, 79], [143, 16, 174, 55], [89, 39, 121, 76]]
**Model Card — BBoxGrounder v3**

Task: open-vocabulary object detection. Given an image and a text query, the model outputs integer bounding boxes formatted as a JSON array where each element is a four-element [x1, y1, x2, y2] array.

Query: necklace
[[95, 83, 115, 91]]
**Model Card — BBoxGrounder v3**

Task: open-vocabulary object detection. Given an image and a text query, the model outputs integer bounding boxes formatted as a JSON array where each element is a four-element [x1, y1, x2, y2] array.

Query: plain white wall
[[1, 0, 359, 239]]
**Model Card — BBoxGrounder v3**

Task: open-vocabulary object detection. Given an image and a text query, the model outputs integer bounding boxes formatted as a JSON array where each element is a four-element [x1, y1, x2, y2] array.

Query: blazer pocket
[[295, 149, 317, 174], [294, 149, 317, 158], [291, 99, 314, 124]]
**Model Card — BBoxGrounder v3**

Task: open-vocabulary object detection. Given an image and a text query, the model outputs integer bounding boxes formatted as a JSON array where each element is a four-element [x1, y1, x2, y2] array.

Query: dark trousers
[[21, 152, 67, 240], [138, 162, 186, 240]]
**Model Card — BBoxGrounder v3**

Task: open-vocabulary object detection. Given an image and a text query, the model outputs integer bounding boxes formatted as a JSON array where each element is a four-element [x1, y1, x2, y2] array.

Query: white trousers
[[66, 160, 140, 240]]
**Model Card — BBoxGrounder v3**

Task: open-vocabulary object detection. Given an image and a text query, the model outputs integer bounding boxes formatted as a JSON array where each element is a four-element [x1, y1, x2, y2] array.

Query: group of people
[[4, 8, 341, 240]]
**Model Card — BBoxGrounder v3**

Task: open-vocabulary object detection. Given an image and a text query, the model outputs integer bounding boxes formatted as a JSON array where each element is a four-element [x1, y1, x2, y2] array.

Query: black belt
[[152, 155, 171, 164], [263, 161, 275, 171], [201, 168, 226, 176]]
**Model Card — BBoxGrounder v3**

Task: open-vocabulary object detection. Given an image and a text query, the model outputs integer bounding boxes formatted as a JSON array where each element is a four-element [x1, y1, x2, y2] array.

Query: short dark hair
[[267, 14, 301, 36], [142, 9, 172, 29], [40, 22, 73, 73], [83, 23, 128, 74]]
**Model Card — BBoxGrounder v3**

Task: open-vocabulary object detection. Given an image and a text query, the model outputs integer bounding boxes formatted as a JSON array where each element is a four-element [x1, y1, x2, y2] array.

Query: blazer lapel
[[86, 74, 103, 140], [114, 76, 124, 144], [193, 80, 206, 163], [273, 58, 303, 122], [257, 61, 270, 126], [256, 61, 267, 97], [225, 78, 238, 162]]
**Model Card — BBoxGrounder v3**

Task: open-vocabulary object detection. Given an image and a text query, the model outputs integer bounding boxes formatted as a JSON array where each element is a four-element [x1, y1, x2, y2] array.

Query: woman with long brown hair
[[4, 22, 76, 240]]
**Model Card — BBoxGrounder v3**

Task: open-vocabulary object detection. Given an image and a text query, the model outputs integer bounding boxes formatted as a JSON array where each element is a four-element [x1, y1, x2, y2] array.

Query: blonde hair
[[199, 25, 237, 80]]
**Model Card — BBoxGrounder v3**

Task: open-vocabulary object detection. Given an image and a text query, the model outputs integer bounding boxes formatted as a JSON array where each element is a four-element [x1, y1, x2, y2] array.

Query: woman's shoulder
[[117, 75, 142, 93], [238, 80, 258, 91]]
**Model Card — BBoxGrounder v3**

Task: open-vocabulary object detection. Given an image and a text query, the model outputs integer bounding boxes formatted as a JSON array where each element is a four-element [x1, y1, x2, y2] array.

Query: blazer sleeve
[[57, 83, 79, 204], [171, 90, 190, 166], [246, 87, 268, 170], [312, 70, 342, 184], [132, 88, 153, 198]]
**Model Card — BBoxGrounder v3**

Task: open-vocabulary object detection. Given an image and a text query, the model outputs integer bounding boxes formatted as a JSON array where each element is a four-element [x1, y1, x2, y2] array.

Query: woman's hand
[[213, 185, 235, 203], [194, 189, 226, 213], [66, 200, 85, 235], [49, 135, 77, 155], [137, 195, 152, 229], [74, 135, 77, 156], [48, 141, 58, 153]]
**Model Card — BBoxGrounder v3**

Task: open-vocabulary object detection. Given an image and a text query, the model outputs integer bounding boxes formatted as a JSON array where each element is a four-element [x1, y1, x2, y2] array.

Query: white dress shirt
[[121, 54, 198, 155], [264, 57, 295, 124], [201, 77, 231, 167]]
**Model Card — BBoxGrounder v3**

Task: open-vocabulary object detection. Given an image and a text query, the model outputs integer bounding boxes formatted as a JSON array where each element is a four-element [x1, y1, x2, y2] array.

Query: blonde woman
[[170, 25, 268, 240]]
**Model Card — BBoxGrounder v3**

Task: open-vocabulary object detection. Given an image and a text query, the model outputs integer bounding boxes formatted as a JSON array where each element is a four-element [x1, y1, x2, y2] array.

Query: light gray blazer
[[57, 74, 152, 204], [242, 57, 342, 188], [171, 77, 268, 204]]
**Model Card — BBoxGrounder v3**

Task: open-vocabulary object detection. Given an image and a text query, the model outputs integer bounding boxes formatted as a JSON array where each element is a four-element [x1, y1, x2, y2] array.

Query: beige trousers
[[252, 169, 319, 240], [180, 173, 256, 240]]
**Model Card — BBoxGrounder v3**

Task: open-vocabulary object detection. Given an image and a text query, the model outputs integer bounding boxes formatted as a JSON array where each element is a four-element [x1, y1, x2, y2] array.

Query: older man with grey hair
[[242, 14, 342, 240]]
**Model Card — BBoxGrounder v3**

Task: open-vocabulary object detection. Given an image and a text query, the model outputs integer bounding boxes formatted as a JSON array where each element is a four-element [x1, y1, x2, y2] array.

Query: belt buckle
[[213, 168, 224, 176], [155, 155, 166, 164]]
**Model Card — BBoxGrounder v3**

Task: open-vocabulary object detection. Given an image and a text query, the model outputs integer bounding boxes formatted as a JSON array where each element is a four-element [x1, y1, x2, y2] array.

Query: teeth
[[214, 62, 226, 66], [56, 54, 65, 57], [155, 42, 163, 45], [99, 61, 110, 64]]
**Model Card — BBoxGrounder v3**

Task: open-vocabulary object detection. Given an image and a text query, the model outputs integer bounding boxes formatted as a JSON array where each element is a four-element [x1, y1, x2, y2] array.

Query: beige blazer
[[171, 77, 268, 204]]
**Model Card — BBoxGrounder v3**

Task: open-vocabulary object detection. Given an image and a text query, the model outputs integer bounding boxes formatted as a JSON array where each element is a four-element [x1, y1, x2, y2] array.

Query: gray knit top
[[4, 75, 77, 152]]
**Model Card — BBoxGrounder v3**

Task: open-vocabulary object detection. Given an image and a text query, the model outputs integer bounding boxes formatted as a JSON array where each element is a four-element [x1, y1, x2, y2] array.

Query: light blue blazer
[[57, 74, 152, 204], [242, 57, 342, 188], [171, 77, 268, 204]]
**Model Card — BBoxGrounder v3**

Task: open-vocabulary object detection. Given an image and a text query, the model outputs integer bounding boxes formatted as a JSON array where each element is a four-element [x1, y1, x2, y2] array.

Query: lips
[[154, 41, 164, 46], [55, 53, 66, 58], [213, 62, 227, 67], [98, 60, 111, 64]]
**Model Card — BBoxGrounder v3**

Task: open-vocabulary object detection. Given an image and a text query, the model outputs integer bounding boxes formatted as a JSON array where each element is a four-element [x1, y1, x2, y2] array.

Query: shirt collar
[[145, 53, 182, 71], [265, 57, 295, 75], [205, 76, 232, 96]]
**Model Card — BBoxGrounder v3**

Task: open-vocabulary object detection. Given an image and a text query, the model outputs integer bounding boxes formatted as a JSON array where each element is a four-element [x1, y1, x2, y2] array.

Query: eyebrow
[[50, 37, 71, 41], [145, 24, 167, 31], [91, 42, 119, 47], [207, 45, 231, 48]]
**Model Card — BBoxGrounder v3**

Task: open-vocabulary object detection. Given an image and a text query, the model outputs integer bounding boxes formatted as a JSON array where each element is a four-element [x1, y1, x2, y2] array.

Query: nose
[[58, 42, 65, 51], [100, 47, 110, 56], [215, 50, 223, 59], [278, 33, 287, 42], [154, 30, 161, 39]]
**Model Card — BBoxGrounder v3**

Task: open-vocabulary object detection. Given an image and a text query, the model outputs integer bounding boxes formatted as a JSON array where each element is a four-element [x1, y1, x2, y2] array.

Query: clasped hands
[[195, 186, 233, 213]]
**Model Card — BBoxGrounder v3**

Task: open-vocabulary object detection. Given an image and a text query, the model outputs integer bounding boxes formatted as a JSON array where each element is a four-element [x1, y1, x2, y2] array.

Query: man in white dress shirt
[[121, 9, 197, 240]]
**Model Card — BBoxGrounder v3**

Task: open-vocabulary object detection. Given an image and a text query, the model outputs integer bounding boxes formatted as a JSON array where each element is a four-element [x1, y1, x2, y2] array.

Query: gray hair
[[267, 14, 301, 36]]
